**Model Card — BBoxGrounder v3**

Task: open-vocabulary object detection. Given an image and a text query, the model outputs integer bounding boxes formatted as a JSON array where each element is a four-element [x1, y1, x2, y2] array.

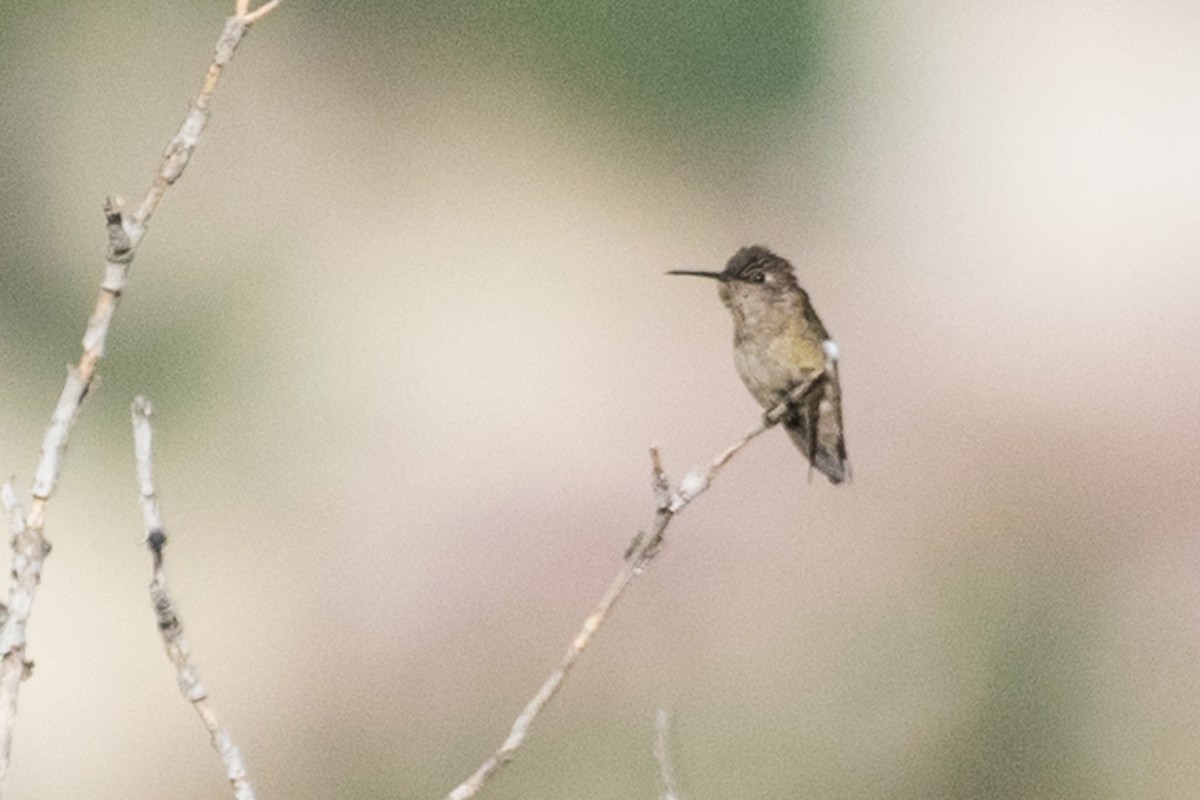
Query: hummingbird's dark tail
[[786, 424, 848, 484], [782, 377, 848, 485]]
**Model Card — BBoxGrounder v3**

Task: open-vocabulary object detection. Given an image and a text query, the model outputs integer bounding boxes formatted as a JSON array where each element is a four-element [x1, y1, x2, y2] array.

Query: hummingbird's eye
[[749, 272, 766, 284]]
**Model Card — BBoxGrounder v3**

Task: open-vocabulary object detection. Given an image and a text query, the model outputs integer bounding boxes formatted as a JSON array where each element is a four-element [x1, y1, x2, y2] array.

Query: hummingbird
[[669, 246, 848, 484]]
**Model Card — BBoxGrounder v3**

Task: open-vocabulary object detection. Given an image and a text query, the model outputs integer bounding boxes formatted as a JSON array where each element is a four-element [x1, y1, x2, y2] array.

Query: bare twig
[[0, 3, 280, 794], [0, 481, 43, 799], [131, 398, 256, 800], [654, 709, 682, 800], [444, 374, 825, 800], [134, 2, 282, 227]]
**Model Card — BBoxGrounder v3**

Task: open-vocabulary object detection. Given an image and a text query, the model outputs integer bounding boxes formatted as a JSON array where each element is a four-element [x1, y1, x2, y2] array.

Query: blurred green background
[[2, 1, 1199, 798]]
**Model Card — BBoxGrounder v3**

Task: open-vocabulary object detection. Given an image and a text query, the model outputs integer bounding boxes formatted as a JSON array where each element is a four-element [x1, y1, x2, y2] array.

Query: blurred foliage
[[334, 0, 825, 143], [487, 1, 823, 131], [926, 561, 1100, 799]]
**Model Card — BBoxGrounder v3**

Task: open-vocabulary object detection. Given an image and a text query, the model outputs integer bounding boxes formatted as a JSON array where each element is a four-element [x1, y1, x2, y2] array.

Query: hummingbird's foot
[[624, 530, 645, 561], [763, 371, 826, 426], [624, 528, 667, 564]]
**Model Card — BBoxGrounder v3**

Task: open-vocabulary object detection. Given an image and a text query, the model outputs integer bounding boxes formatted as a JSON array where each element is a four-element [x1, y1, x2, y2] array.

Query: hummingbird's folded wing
[[783, 365, 848, 485]]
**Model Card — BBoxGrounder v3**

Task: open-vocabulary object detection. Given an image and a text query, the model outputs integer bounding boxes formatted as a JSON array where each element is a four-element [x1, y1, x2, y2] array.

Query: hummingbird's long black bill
[[666, 270, 727, 280]]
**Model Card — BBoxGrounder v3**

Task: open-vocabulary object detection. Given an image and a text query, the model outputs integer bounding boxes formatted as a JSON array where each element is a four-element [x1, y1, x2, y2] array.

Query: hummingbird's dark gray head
[[669, 245, 802, 314], [721, 246, 799, 289]]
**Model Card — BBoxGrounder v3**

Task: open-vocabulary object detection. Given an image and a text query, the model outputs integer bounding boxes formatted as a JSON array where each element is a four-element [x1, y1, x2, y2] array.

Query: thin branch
[[136, 1, 282, 227], [444, 374, 824, 800], [654, 709, 682, 800], [243, 0, 282, 25], [131, 398, 256, 800], [131, 397, 165, 538], [0, 476, 46, 797], [0, 3, 280, 794]]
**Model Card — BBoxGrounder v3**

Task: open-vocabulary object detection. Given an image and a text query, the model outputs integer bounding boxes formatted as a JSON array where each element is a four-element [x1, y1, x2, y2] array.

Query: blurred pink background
[[1, 2, 1199, 798]]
